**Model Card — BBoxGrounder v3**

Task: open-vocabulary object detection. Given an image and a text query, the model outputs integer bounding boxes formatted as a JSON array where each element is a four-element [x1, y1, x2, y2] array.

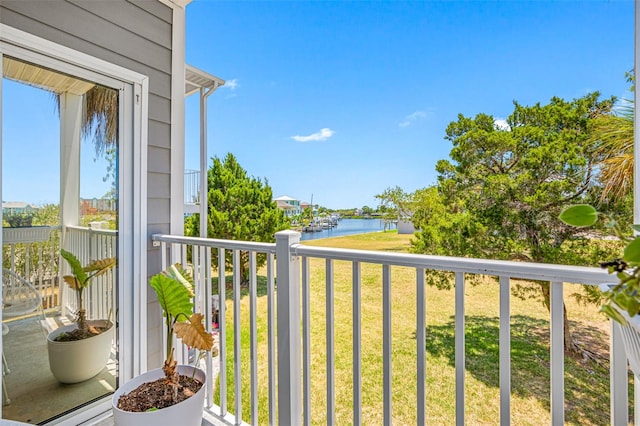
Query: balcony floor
[[2, 314, 116, 424]]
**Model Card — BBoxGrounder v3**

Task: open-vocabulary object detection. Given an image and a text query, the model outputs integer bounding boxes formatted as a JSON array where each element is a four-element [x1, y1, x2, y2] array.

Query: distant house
[[2, 201, 35, 215], [300, 201, 318, 216], [397, 208, 416, 234], [397, 218, 415, 234], [274, 195, 302, 217], [80, 197, 116, 214]]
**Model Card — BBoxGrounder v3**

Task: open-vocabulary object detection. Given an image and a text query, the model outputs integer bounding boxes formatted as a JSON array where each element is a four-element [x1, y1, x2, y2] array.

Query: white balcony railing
[[3, 226, 60, 309], [152, 231, 630, 426], [63, 225, 117, 321], [185, 169, 200, 205]]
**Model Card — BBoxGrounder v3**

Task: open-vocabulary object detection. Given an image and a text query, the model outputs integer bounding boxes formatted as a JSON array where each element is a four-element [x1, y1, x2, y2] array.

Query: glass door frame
[[0, 23, 149, 424]]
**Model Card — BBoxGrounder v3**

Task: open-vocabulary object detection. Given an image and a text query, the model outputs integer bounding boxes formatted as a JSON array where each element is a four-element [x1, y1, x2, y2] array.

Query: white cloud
[[223, 78, 239, 90], [494, 118, 511, 131], [399, 110, 427, 128], [291, 128, 335, 143]]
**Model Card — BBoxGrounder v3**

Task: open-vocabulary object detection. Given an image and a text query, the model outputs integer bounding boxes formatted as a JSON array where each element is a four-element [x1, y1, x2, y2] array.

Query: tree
[[184, 153, 290, 283], [375, 186, 413, 231], [589, 71, 634, 202], [412, 92, 621, 353]]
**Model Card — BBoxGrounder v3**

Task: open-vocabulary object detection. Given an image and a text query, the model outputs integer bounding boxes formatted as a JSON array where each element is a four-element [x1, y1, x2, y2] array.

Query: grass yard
[[215, 230, 629, 425]]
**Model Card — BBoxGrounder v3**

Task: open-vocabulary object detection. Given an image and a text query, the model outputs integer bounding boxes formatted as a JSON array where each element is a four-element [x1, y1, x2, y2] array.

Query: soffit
[[185, 64, 225, 96], [2, 56, 95, 95]]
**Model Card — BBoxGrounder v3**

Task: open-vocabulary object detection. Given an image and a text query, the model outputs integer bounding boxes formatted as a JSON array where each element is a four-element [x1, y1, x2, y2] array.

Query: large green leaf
[[149, 271, 194, 323], [60, 249, 88, 287], [623, 237, 640, 263], [558, 205, 598, 227]]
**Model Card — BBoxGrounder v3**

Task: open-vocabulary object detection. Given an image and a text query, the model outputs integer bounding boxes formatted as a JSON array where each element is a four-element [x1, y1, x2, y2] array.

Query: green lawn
[[215, 230, 628, 425]]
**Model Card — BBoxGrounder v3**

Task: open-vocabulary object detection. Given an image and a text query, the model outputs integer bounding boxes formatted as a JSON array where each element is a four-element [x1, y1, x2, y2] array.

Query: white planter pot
[[111, 365, 206, 426], [47, 320, 113, 383]]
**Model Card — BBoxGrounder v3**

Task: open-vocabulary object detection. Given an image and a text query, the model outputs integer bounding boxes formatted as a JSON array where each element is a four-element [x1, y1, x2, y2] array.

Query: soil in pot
[[53, 324, 109, 342], [116, 374, 203, 412]]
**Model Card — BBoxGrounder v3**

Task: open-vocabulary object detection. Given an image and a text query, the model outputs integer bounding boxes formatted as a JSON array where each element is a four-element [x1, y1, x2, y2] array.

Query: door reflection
[[2, 56, 118, 423]]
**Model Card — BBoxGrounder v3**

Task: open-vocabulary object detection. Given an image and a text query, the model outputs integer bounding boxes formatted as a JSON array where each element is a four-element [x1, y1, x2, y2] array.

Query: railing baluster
[[233, 249, 242, 425], [499, 276, 511, 426], [249, 251, 258, 425], [326, 258, 335, 425], [635, 376, 639, 425], [303, 256, 312, 426], [610, 319, 628, 426], [267, 252, 276, 426], [416, 267, 426, 425], [218, 247, 227, 417], [382, 264, 392, 426], [352, 261, 362, 426], [550, 281, 564, 426], [455, 271, 465, 426], [204, 246, 213, 409]]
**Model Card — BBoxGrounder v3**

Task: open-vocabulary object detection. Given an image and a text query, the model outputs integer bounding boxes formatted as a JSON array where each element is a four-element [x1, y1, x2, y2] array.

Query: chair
[[2, 269, 44, 405], [2, 269, 42, 320]]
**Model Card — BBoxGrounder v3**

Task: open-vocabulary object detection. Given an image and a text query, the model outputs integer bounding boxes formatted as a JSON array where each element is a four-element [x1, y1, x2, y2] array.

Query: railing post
[[275, 230, 302, 426]]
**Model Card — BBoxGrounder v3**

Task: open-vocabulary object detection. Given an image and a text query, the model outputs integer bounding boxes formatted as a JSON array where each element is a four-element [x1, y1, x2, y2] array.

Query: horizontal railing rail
[[152, 231, 628, 426]]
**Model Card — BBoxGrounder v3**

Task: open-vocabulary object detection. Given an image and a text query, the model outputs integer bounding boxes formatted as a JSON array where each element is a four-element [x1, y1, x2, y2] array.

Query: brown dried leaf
[[62, 275, 81, 291], [174, 313, 213, 351]]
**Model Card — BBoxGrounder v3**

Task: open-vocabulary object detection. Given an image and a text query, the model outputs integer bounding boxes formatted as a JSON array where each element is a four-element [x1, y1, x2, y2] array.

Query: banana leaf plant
[[150, 264, 214, 402], [59, 249, 116, 339]]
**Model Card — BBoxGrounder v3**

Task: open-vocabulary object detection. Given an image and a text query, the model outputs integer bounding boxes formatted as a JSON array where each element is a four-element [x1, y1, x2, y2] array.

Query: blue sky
[[1, 1, 634, 210], [184, 0, 634, 209]]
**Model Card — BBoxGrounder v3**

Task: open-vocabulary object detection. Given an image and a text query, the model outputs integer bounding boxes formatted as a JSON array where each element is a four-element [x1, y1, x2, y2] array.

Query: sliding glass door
[[0, 53, 120, 423]]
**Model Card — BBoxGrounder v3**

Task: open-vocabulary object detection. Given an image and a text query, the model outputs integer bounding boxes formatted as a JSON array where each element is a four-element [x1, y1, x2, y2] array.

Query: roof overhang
[[157, 0, 192, 9], [186, 64, 225, 97]]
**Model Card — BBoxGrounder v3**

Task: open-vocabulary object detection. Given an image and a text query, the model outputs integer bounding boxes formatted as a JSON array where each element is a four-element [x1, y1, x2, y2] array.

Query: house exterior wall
[[0, 0, 174, 369], [397, 219, 415, 234]]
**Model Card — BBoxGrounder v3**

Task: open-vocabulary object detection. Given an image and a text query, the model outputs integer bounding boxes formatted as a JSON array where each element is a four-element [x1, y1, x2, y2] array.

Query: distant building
[[274, 195, 302, 217], [80, 198, 116, 215], [397, 219, 415, 234], [2, 201, 35, 215]]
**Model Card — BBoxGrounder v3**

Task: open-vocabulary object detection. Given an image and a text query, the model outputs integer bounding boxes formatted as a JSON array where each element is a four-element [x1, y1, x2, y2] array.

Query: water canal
[[299, 218, 393, 241]]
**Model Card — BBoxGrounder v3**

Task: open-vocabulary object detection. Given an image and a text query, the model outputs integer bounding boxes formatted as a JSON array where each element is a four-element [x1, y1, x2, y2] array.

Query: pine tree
[[185, 153, 290, 283]]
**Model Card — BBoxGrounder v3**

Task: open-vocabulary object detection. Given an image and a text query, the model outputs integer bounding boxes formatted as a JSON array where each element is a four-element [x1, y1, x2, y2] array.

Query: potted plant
[[560, 204, 640, 374], [5, 212, 34, 228], [47, 249, 116, 383], [112, 264, 214, 426]]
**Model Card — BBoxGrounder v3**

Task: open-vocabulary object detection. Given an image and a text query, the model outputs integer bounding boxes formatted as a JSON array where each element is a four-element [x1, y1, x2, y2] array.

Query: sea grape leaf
[[601, 304, 627, 325], [623, 237, 640, 263], [559, 205, 598, 227]]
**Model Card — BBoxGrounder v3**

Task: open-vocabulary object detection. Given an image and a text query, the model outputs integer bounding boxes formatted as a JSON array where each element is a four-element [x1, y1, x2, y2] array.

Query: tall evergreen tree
[[185, 153, 290, 283]]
